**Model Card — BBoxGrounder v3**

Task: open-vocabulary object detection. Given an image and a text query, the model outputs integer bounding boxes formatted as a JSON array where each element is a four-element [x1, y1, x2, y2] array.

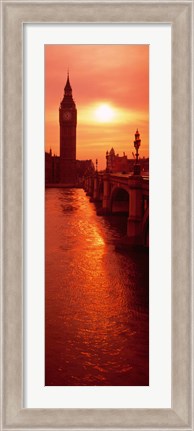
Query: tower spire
[[64, 69, 72, 96], [59, 71, 77, 184]]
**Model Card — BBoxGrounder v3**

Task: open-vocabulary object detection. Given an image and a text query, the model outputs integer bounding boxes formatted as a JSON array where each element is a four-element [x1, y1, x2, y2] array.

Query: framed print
[[24, 23, 171, 410], [1, 1, 193, 430], [44, 43, 150, 389]]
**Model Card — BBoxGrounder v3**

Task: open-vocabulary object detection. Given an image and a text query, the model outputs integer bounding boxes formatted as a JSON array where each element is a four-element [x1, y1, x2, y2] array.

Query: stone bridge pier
[[90, 173, 100, 202], [84, 171, 149, 247], [84, 173, 104, 203], [102, 173, 111, 212], [127, 176, 144, 245], [84, 176, 94, 197]]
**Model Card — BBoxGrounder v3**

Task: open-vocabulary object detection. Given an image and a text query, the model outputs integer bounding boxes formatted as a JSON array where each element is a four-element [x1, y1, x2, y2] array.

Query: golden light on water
[[46, 189, 149, 386], [92, 229, 105, 246], [85, 224, 105, 247]]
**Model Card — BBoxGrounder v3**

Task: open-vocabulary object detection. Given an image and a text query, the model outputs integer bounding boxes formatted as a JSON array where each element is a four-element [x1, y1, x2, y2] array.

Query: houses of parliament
[[45, 73, 94, 185]]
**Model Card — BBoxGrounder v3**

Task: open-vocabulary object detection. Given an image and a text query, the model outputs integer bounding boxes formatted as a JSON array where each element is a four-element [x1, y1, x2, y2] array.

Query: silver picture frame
[[1, 1, 193, 429]]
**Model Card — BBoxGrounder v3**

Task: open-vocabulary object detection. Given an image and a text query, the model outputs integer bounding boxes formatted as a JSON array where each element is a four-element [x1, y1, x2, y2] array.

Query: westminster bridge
[[84, 172, 149, 247]]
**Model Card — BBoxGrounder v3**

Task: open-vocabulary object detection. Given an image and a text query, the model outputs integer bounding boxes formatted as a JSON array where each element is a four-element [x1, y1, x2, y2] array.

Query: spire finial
[[64, 69, 72, 95]]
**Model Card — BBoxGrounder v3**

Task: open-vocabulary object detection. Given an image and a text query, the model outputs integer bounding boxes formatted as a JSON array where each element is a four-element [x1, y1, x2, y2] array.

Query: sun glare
[[94, 104, 115, 123]]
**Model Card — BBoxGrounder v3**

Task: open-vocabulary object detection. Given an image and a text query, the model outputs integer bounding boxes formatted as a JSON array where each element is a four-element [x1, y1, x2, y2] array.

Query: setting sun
[[94, 103, 116, 123]]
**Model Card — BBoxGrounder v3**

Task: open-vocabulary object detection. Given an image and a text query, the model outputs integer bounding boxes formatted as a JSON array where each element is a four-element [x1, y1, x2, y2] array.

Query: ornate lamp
[[133, 129, 141, 175]]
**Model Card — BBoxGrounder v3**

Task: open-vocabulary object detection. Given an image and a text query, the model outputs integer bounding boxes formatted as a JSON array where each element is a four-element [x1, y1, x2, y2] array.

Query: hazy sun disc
[[94, 104, 115, 123]]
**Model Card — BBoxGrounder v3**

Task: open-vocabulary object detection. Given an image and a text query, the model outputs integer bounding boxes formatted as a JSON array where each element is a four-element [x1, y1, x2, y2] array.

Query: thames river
[[45, 188, 149, 386]]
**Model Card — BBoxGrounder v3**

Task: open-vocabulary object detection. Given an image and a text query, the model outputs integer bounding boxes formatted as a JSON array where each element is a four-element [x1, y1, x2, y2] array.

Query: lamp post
[[133, 129, 141, 175]]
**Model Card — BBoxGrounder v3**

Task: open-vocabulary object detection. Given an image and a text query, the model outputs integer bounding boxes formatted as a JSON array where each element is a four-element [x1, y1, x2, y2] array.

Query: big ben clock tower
[[59, 73, 77, 184]]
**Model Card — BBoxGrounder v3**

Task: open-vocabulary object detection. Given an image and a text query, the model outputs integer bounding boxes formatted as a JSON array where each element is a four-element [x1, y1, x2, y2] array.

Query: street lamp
[[133, 129, 141, 175]]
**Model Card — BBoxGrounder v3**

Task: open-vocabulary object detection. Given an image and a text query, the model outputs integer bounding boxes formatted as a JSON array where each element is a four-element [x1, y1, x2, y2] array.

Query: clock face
[[63, 111, 72, 121]]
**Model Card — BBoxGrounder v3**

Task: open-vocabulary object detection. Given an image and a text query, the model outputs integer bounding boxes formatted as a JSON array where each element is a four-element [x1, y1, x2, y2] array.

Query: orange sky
[[45, 45, 149, 170]]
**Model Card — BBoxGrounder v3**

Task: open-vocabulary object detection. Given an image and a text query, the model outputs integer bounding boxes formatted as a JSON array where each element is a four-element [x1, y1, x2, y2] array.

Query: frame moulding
[[1, 1, 193, 430]]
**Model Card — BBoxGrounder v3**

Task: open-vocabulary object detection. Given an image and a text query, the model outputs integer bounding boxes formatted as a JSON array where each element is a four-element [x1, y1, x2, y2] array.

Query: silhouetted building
[[59, 73, 77, 184], [45, 150, 53, 183], [106, 147, 149, 174], [106, 148, 129, 173], [45, 73, 94, 185], [45, 149, 60, 183]]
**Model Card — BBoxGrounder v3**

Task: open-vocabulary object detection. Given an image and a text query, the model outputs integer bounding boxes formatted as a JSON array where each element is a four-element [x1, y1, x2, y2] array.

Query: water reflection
[[45, 188, 149, 386]]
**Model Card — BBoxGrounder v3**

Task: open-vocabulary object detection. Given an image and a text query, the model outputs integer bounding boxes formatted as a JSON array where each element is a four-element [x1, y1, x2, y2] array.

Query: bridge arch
[[110, 185, 130, 215]]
